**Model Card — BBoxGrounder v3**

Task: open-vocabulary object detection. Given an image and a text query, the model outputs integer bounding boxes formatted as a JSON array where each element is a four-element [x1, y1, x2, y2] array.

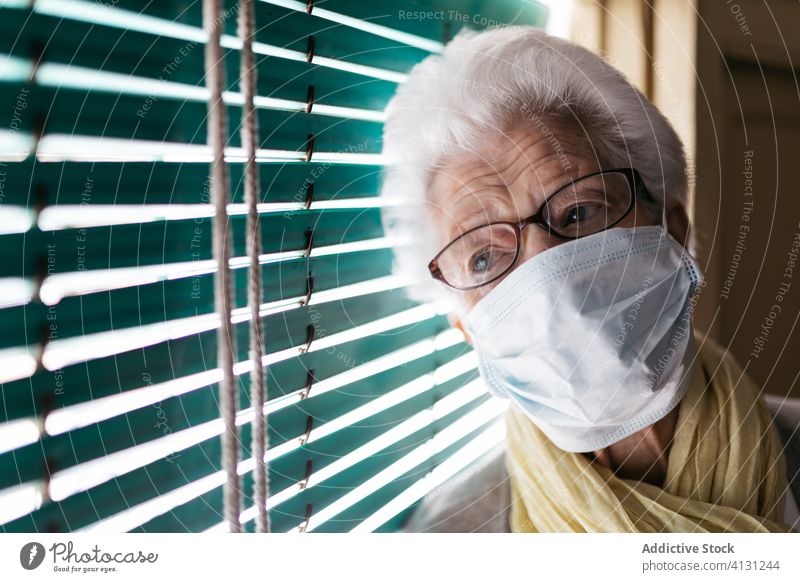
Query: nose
[[515, 223, 564, 266]]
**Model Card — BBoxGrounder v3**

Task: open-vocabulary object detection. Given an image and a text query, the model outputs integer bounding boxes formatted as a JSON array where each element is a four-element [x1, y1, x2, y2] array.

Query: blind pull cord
[[203, 0, 241, 533], [299, 459, 313, 490], [302, 273, 314, 306], [303, 227, 314, 257], [298, 503, 313, 533], [305, 85, 315, 114], [29, 40, 45, 83], [238, 0, 271, 534], [300, 324, 316, 354], [305, 36, 315, 63], [299, 416, 314, 445], [300, 369, 316, 400], [304, 133, 315, 162], [304, 181, 315, 209]]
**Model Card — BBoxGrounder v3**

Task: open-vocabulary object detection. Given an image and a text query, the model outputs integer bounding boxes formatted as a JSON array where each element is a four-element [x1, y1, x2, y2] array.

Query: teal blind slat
[[0, 307, 444, 430], [0, 0, 546, 532], [0, 161, 383, 207], [0, 85, 383, 151], [0, 11, 400, 110], [2, 363, 481, 532], [0, 304, 448, 495], [310, 412, 501, 533], [2, 2, 418, 80], [2, 285, 417, 394], [5, 331, 469, 488], [126, 374, 488, 533], [0, 247, 395, 353]]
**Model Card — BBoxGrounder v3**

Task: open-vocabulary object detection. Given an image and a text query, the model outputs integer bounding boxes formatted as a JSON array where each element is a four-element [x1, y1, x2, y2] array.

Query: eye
[[566, 204, 590, 224], [436, 223, 518, 289], [542, 173, 633, 237], [470, 249, 493, 274], [567, 206, 584, 224], [562, 202, 603, 227]]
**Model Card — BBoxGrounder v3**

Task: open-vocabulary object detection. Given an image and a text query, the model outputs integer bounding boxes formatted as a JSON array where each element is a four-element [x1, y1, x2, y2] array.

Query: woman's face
[[428, 118, 662, 311]]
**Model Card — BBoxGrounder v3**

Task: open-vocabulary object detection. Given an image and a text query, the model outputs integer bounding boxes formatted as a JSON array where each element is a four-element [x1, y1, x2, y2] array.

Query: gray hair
[[380, 26, 689, 308]]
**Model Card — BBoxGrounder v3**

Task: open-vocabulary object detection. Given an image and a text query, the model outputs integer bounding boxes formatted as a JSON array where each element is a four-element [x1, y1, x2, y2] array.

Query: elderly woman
[[380, 26, 800, 533]]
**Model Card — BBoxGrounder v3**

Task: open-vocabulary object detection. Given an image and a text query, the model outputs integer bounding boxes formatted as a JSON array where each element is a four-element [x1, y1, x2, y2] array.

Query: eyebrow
[[445, 193, 514, 239]]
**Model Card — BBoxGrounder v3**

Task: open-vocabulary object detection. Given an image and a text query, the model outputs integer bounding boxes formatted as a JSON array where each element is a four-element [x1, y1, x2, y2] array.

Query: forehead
[[427, 118, 602, 242]]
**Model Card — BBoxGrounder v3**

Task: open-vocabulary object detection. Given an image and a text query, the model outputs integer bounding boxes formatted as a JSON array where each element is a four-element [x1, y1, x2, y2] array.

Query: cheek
[[460, 286, 493, 310]]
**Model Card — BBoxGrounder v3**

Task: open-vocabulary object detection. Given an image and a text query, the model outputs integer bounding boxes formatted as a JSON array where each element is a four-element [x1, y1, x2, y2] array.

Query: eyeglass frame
[[427, 167, 652, 291]]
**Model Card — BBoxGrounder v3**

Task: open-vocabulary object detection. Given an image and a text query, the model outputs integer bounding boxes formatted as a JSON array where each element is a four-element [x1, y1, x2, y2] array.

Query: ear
[[450, 316, 473, 345], [666, 204, 690, 247]]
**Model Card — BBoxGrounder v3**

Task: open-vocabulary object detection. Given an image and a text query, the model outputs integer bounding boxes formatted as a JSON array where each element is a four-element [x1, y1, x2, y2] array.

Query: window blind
[[0, 0, 547, 533]]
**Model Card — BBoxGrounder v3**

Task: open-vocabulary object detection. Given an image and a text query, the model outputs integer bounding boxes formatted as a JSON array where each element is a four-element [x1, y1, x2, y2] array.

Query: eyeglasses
[[428, 168, 649, 291]]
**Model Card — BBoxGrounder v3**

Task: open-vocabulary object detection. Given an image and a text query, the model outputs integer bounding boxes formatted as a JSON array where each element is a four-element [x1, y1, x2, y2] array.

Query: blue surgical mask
[[463, 224, 704, 453]]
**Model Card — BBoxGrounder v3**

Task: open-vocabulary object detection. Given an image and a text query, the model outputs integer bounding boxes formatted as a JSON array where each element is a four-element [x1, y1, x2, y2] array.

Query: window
[[0, 0, 547, 532]]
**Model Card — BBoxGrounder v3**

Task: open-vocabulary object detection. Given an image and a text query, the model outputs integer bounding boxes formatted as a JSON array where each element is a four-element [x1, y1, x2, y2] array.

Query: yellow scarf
[[506, 331, 789, 532]]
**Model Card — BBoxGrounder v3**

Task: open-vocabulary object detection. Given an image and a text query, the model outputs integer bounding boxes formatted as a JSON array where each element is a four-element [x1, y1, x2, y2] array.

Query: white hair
[[380, 26, 689, 308]]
